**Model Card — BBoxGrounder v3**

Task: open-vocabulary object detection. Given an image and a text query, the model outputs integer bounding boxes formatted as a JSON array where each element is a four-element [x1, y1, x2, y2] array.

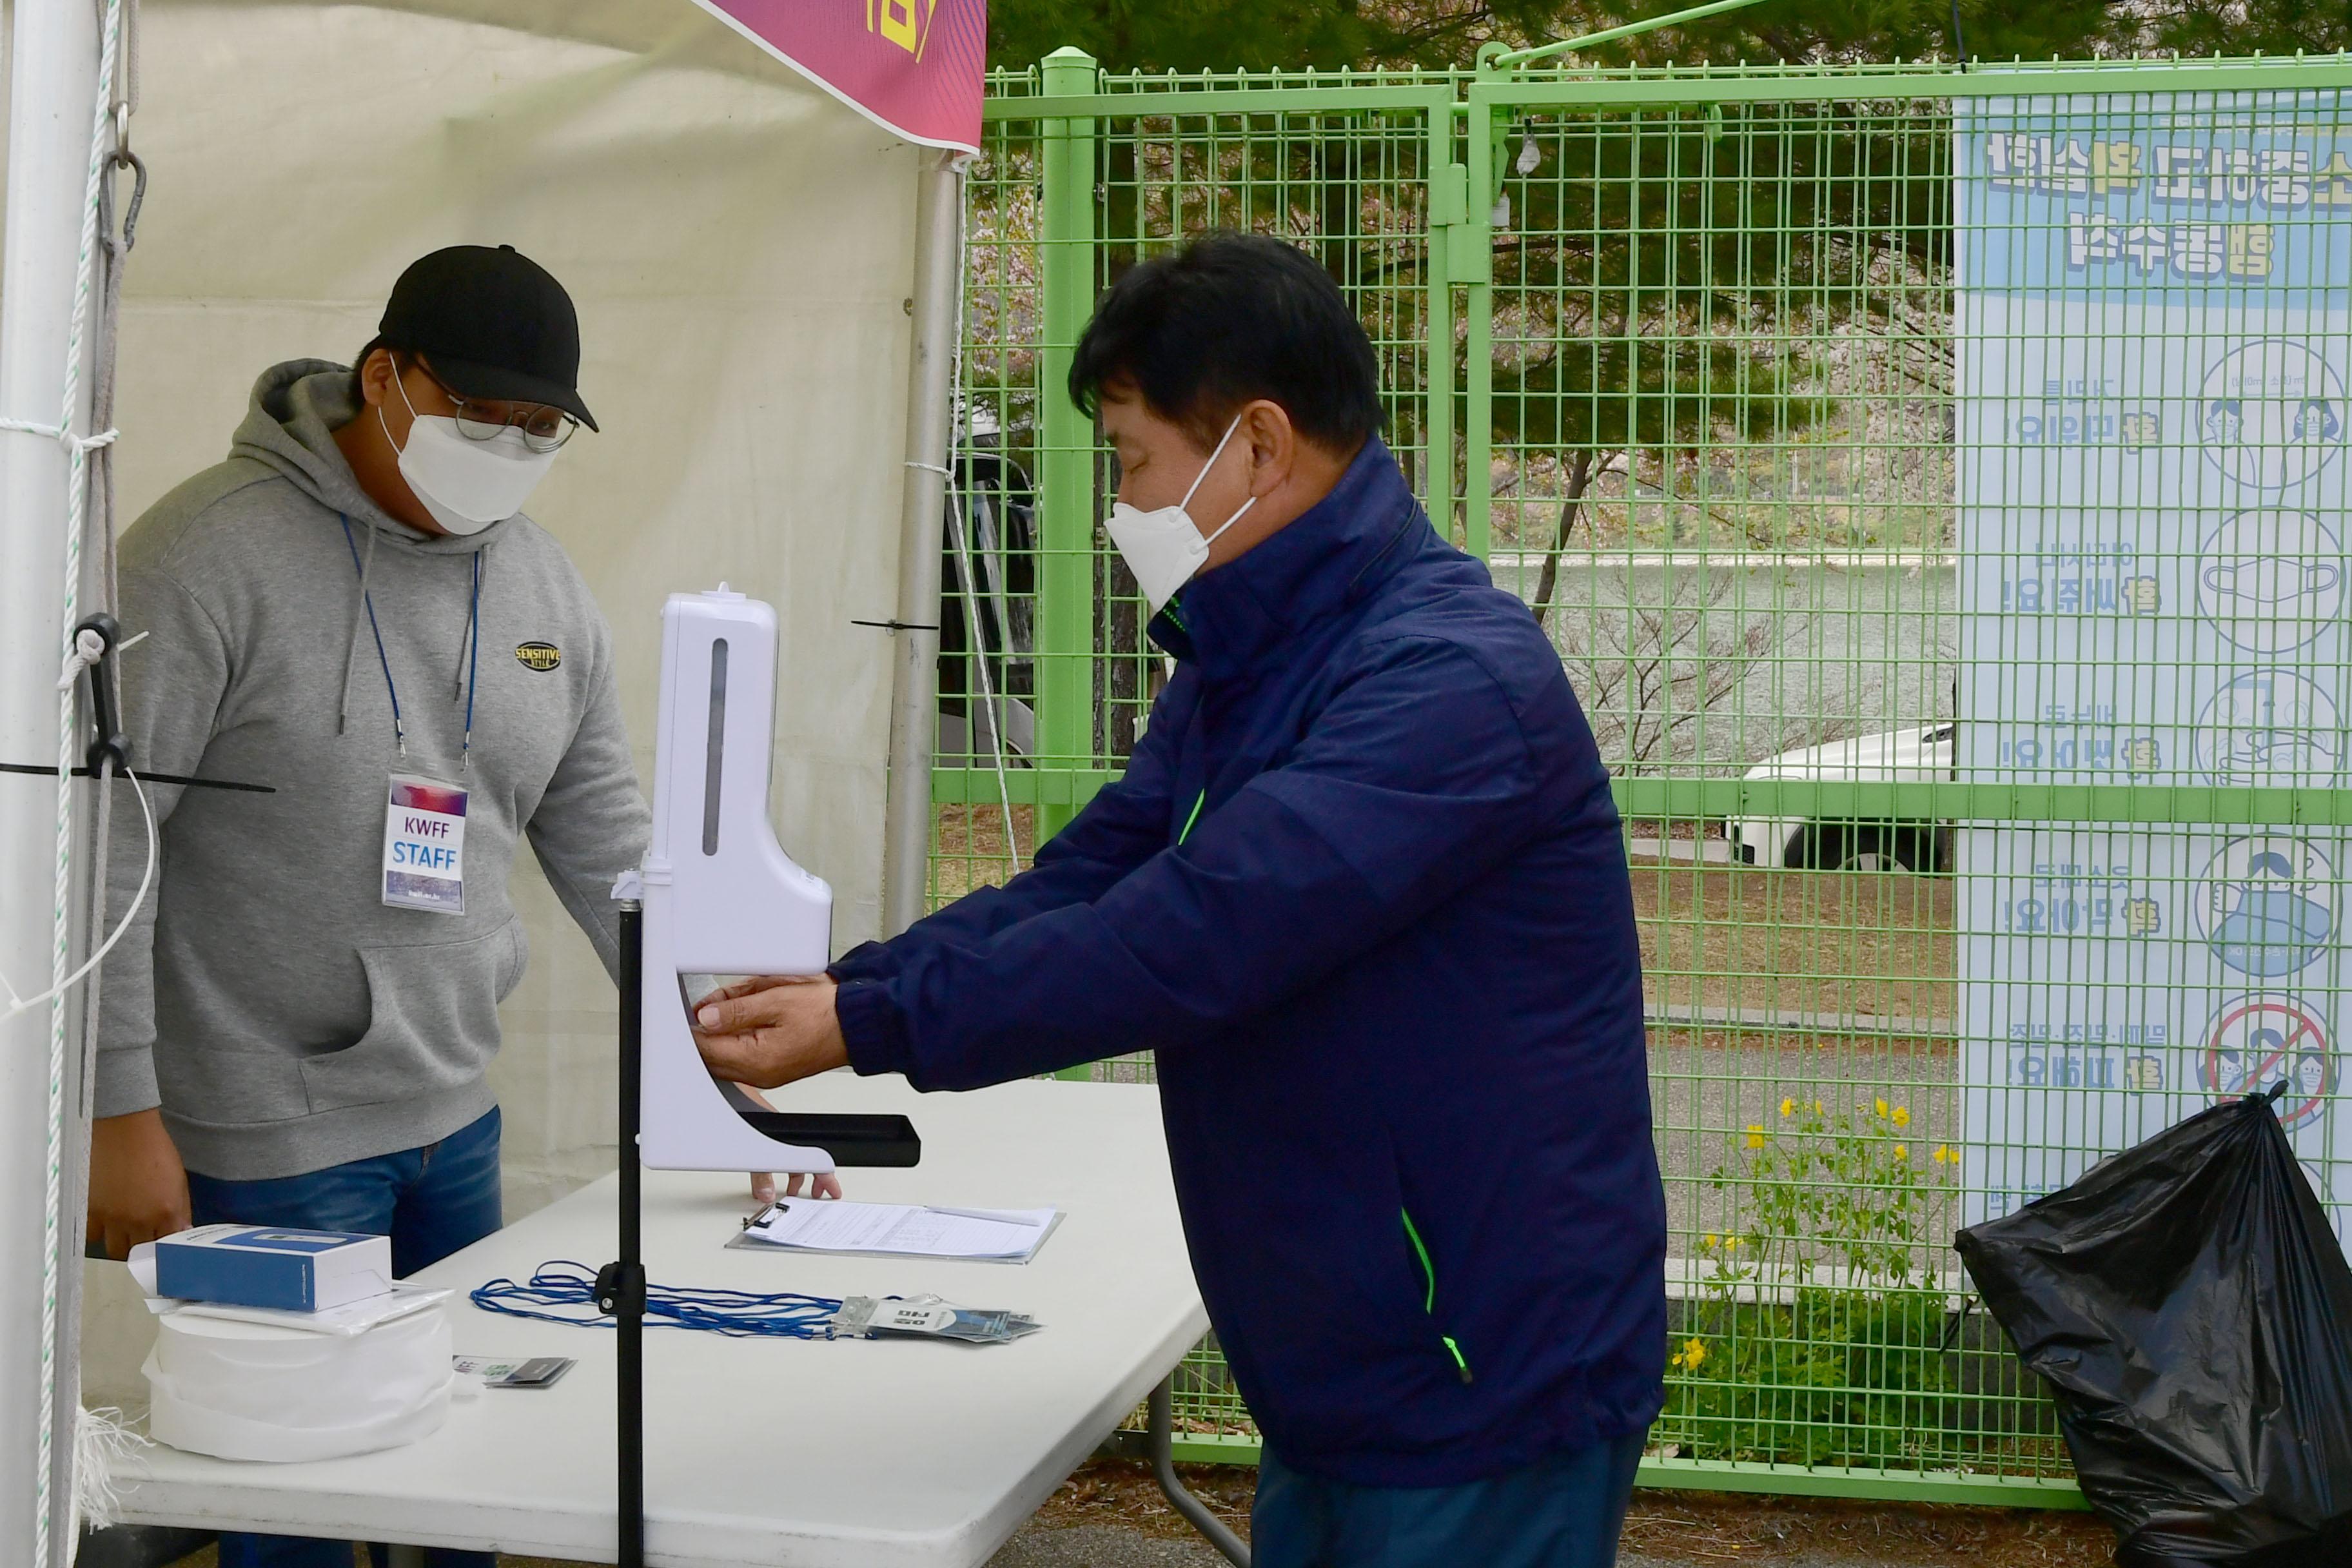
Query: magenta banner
[[694, 0, 986, 153]]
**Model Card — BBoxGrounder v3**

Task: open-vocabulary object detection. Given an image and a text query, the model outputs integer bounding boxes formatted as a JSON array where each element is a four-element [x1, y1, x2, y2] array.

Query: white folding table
[[93, 1075, 1233, 1567]]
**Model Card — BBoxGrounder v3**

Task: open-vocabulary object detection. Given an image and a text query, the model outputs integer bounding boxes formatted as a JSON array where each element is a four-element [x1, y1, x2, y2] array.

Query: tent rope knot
[[0, 415, 119, 453]]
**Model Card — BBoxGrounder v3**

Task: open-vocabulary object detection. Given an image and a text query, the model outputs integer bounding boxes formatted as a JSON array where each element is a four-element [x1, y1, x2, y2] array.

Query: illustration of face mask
[[2201, 558, 2343, 606], [2206, 401, 2245, 444], [2213, 870, 2333, 977], [2231, 728, 2335, 768], [2294, 400, 2342, 442]]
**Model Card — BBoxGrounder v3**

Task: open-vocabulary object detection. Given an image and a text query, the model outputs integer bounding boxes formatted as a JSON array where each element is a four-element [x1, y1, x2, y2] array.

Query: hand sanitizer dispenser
[[636, 586, 838, 1173]]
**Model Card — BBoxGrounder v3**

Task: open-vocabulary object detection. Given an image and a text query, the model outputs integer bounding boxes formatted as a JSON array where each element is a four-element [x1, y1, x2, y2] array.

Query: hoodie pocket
[[300, 923, 517, 1114], [1400, 1204, 1475, 1385]]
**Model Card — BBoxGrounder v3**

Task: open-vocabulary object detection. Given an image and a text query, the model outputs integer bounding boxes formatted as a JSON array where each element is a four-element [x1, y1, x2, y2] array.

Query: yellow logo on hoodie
[[515, 642, 561, 672]]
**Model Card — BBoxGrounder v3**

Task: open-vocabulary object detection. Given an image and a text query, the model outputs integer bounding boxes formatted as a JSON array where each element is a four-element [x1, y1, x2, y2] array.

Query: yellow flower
[[1894, 1144, 1909, 1161], [1722, 1235, 1742, 1251], [1779, 1096, 1796, 1118], [1745, 1124, 1767, 1148], [1892, 1104, 1912, 1128], [1934, 1144, 1956, 1166], [1812, 1099, 1824, 1115], [1875, 1097, 1890, 1119], [1700, 1233, 1718, 1251], [1680, 1337, 1707, 1371]]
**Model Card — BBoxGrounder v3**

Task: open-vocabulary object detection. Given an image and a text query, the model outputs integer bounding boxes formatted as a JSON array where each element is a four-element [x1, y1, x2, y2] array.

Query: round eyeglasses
[[420, 365, 580, 453]]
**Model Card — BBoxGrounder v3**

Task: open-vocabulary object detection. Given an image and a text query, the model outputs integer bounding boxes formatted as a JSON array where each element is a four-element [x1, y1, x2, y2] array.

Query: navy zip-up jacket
[[833, 438, 1665, 1486]]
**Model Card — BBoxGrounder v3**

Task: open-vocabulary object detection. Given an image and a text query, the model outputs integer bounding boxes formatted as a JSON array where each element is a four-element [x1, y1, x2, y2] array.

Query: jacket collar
[[1149, 436, 1424, 680]]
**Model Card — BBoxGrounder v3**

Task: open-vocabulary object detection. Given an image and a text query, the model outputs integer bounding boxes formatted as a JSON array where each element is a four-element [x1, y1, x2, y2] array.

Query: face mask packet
[[832, 1295, 1042, 1344]]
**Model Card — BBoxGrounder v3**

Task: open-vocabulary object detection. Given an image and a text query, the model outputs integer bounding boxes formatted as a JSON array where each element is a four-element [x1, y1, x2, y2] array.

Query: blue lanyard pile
[[470, 1262, 843, 1340]]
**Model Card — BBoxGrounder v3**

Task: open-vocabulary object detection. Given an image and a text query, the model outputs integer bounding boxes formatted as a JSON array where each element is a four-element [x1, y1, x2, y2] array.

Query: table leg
[[1148, 1373, 1250, 1567], [382, 1547, 426, 1568]]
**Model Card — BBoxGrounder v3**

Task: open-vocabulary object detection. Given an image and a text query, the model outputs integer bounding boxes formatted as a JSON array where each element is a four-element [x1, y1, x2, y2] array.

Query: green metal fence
[[934, 45, 2352, 1504]]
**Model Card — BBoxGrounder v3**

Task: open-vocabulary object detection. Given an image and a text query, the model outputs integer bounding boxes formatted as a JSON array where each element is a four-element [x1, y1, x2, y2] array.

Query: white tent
[[0, 0, 950, 1552], [109, 0, 934, 1207]]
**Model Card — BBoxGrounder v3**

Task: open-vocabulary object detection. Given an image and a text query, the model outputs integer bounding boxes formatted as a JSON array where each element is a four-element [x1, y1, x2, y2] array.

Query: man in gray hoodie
[[86, 246, 734, 1567]]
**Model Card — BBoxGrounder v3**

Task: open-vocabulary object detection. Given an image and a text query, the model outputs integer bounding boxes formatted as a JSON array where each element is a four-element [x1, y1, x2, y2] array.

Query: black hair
[[1068, 232, 1384, 454], [349, 336, 411, 398]]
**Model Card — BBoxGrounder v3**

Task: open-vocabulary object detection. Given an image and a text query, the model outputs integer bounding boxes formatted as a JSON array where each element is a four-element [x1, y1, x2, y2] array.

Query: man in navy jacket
[[696, 233, 1665, 1567]]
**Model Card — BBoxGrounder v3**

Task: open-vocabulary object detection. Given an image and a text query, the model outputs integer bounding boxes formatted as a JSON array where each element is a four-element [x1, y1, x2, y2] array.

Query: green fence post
[[1034, 46, 1101, 855], [1424, 103, 1459, 527], [1461, 75, 1497, 561]]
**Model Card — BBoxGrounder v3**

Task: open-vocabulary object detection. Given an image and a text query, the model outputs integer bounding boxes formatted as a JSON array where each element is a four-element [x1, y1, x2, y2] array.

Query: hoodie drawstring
[[458, 548, 482, 769], [337, 513, 382, 740], [454, 545, 484, 699], [337, 514, 482, 769]]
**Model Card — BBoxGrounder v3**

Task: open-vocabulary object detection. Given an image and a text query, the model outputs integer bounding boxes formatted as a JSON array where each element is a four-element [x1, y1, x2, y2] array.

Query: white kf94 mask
[[1104, 414, 1257, 612], [381, 374, 559, 537]]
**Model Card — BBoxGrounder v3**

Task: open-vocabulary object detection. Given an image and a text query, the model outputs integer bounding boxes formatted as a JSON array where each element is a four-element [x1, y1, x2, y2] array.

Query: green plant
[[1662, 1288, 1961, 1466], [1707, 1095, 1949, 1288], [1659, 1096, 1965, 1465]]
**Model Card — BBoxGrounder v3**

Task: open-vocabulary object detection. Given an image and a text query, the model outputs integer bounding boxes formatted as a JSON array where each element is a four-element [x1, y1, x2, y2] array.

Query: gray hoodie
[[97, 360, 651, 1181]]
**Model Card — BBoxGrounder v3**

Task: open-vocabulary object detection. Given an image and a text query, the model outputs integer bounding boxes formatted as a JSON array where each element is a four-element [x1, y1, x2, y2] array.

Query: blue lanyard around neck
[[339, 514, 480, 767]]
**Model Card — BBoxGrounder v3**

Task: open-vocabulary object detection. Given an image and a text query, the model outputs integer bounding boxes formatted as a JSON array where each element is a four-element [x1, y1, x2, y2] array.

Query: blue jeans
[[1252, 1431, 1645, 1568], [186, 1107, 504, 1568]]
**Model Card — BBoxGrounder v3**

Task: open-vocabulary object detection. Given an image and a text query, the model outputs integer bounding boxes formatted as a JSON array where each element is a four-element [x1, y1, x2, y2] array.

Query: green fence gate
[[936, 43, 2352, 1504]]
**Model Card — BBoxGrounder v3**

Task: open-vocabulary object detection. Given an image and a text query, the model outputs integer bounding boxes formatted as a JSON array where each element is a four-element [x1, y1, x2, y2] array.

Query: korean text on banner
[[692, 0, 985, 153], [1956, 86, 2352, 1254]]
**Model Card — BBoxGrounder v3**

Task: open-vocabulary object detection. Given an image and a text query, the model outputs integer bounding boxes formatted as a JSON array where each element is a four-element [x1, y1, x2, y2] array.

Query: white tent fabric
[[55, 0, 922, 1214]]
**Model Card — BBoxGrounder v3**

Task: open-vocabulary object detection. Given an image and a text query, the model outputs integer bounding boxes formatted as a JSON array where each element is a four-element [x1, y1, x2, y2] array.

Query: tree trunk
[[1531, 449, 1602, 632]]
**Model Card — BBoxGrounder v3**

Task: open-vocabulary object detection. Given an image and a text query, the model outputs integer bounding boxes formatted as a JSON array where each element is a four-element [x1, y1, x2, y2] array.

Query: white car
[[1723, 722, 1956, 872]]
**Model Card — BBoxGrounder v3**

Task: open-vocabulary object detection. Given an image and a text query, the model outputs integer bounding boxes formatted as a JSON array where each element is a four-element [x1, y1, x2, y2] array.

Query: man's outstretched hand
[[693, 975, 849, 1091], [731, 1080, 843, 1204]]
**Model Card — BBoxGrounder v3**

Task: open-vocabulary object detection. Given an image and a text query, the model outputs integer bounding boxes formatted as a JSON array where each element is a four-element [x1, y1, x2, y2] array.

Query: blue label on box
[[213, 1230, 373, 1253], [155, 1245, 312, 1311]]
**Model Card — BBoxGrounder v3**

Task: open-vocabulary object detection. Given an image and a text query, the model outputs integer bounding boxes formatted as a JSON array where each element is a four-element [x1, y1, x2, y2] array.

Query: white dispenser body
[[639, 587, 836, 1173]]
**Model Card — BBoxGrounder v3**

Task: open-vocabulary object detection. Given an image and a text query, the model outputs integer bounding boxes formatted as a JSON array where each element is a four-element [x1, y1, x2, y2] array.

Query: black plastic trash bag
[[1954, 1087, 2352, 1567]]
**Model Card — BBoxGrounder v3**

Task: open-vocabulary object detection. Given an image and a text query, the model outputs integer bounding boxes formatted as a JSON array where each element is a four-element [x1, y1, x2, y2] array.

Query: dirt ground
[[1627, 855, 1956, 1026], [1026, 1460, 2118, 1567], [159, 1460, 2122, 1566], [1030, 1460, 2117, 1567]]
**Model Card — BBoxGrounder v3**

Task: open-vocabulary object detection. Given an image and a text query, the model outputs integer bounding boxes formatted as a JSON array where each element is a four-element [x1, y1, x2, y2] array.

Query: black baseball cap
[[377, 244, 597, 431]]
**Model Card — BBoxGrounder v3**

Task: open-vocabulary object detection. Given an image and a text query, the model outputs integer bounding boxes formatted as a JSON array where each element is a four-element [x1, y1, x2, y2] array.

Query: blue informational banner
[[1960, 96, 2352, 302], [1956, 88, 2352, 1249]]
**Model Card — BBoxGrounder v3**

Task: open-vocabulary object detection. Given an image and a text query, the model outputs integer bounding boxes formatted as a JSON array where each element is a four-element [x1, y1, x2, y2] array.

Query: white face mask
[[380, 373, 559, 536], [1105, 415, 1258, 612]]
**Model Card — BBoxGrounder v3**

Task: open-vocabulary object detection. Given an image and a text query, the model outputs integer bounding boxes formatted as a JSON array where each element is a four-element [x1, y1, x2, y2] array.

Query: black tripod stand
[[597, 903, 652, 1567], [596, 901, 918, 1566]]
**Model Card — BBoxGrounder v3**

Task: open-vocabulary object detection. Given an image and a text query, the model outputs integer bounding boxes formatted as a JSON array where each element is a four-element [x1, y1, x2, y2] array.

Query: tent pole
[[0, 0, 107, 1556], [879, 149, 964, 937]]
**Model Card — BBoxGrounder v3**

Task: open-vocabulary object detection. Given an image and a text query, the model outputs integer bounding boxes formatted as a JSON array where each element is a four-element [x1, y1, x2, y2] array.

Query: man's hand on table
[[732, 1079, 842, 1203]]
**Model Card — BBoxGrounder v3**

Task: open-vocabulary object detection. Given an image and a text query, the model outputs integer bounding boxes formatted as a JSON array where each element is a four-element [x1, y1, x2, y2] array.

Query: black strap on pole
[[76, 612, 130, 775], [0, 761, 273, 794], [3, 611, 275, 794], [594, 903, 649, 1568]]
